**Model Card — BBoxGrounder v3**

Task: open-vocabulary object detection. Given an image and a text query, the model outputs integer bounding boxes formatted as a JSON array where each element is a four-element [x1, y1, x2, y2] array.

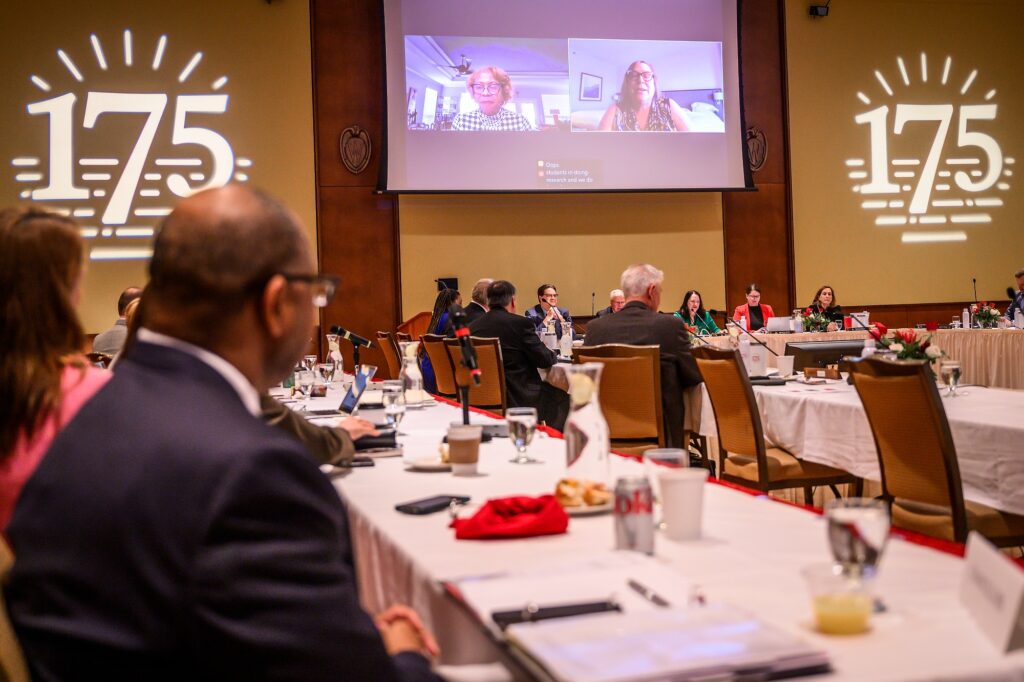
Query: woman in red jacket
[[732, 283, 775, 332]]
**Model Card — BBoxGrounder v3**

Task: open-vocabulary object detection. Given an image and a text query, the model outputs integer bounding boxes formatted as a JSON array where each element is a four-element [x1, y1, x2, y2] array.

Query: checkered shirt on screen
[[451, 108, 534, 132]]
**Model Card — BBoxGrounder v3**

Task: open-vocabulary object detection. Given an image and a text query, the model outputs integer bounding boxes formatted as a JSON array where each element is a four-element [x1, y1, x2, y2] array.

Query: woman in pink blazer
[[732, 283, 776, 331]]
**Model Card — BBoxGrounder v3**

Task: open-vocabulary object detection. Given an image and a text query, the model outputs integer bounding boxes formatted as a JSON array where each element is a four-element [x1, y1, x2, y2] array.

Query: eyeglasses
[[626, 71, 654, 82], [470, 83, 502, 95], [283, 273, 340, 308], [542, 292, 558, 299]]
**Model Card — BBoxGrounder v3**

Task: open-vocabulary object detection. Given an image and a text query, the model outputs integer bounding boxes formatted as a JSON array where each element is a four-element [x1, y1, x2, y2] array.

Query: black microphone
[[1008, 287, 1016, 300], [721, 315, 779, 356], [591, 292, 595, 316], [448, 303, 480, 385], [973, 278, 978, 305], [329, 325, 373, 348]]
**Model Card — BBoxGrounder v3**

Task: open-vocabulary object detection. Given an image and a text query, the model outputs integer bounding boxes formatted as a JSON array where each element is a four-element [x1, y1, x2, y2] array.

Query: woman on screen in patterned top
[[598, 60, 691, 132], [451, 66, 534, 132]]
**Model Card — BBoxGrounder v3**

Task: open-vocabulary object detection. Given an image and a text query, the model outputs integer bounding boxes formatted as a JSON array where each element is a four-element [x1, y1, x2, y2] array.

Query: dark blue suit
[[1006, 290, 1024, 323], [5, 341, 441, 681]]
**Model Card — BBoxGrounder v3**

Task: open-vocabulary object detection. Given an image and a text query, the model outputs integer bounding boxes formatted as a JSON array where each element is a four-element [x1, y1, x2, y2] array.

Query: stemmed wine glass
[[506, 407, 539, 464], [317, 362, 336, 389], [939, 359, 962, 398], [295, 370, 315, 407], [825, 498, 890, 579], [302, 354, 318, 373]]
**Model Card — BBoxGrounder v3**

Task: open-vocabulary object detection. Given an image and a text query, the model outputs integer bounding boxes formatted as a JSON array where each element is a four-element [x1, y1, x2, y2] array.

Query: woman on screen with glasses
[[598, 60, 690, 132], [451, 66, 534, 132], [0, 207, 110, 530]]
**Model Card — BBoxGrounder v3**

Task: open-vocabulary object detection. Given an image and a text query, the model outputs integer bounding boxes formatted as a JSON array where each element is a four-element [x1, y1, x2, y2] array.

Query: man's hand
[[375, 604, 440, 659], [337, 416, 379, 441]]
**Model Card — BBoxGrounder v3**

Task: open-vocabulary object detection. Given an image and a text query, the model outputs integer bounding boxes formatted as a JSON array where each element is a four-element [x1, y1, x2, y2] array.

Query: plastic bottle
[[861, 338, 876, 358], [739, 315, 747, 333], [559, 321, 573, 359], [961, 308, 970, 330], [1015, 309, 1023, 329]]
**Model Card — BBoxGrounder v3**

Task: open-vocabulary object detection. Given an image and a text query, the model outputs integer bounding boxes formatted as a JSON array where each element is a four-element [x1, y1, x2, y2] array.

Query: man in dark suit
[[585, 264, 703, 448], [595, 288, 625, 317], [463, 278, 492, 324], [6, 186, 441, 681], [469, 280, 567, 428]]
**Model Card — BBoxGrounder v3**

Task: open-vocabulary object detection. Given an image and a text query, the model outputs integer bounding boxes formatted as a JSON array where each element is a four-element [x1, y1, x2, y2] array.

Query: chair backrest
[[691, 346, 769, 484], [375, 331, 402, 380], [396, 332, 412, 342], [0, 539, 29, 682], [444, 337, 507, 414], [397, 311, 432, 341], [420, 334, 457, 398], [573, 344, 664, 445], [847, 357, 968, 540]]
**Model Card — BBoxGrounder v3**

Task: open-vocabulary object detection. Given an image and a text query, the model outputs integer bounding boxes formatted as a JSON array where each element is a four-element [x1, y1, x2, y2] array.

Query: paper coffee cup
[[448, 424, 482, 476], [775, 355, 795, 377]]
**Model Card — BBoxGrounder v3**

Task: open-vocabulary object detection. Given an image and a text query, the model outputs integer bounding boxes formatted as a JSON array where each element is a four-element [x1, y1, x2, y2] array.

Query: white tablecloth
[[329, 400, 1024, 681], [699, 380, 1024, 516]]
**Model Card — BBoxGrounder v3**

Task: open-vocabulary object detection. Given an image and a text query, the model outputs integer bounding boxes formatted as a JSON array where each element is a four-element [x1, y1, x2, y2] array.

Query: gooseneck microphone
[[973, 278, 978, 306], [1008, 287, 1016, 300], [329, 325, 373, 348], [591, 292, 595, 316], [708, 309, 779, 356], [448, 303, 480, 385]]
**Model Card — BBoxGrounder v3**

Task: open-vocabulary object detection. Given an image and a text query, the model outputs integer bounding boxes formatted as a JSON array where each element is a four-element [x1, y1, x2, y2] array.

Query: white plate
[[563, 501, 614, 516], [404, 458, 451, 472]]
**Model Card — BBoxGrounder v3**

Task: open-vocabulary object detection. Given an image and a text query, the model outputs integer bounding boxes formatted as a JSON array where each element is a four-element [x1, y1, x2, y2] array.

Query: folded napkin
[[450, 495, 569, 540]]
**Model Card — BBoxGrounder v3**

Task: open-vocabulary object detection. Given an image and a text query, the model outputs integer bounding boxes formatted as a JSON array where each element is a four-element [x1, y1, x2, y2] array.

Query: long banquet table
[[703, 328, 1024, 390], [325, 398, 1024, 681], [698, 377, 1024, 516]]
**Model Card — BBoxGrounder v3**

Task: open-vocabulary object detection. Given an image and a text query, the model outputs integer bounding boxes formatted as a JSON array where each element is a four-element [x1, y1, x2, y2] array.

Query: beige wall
[[0, 0, 315, 332], [786, 0, 1023, 306], [399, 192, 725, 318]]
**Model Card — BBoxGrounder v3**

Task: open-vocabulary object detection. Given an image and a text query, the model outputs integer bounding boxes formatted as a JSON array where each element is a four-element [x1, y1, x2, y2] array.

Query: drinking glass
[[303, 354, 318, 372], [825, 498, 890, 579], [382, 385, 406, 432], [295, 370, 315, 400], [506, 407, 539, 464], [950, 316, 961, 329], [317, 362, 336, 388], [939, 359, 962, 397]]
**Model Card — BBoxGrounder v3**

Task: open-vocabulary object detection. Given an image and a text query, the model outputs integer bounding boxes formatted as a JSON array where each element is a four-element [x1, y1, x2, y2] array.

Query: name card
[[959, 531, 1024, 652], [804, 367, 841, 380]]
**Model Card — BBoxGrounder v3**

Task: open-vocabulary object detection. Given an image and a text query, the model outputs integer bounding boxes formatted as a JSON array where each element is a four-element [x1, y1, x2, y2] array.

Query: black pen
[[627, 579, 671, 608]]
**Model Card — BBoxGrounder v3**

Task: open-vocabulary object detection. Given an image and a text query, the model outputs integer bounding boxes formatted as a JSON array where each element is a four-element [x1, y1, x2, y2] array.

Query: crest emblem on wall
[[339, 125, 371, 175], [746, 126, 767, 172]]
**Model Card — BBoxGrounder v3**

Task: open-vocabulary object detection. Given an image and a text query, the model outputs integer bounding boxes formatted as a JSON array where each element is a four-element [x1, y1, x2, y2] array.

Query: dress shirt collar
[[136, 328, 262, 417]]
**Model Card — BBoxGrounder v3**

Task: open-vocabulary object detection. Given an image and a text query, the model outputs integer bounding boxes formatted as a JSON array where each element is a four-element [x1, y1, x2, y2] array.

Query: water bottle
[[861, 338, 876, 358], [961, 308, 970, 330], [559, 321, 573, 359], [1015, 309, 1023, 329], [739, 315, 747, 333]]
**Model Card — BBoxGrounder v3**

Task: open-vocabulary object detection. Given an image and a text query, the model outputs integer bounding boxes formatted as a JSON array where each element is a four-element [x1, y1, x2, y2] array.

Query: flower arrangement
[[869, 323, 944, 363], [971, 301, 1001, 329], [800, 307, 832, 333], [682, 322, 700, 344]]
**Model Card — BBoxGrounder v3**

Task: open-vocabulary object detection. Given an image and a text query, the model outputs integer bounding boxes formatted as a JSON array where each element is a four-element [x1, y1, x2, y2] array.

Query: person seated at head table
[[525, 283, 575, 340], [420, 287, 461, 393], [6, 185, 442, 680], [674, 289, 721, 335], [451, 66, 534, 132], [0, 207, 111, 531], [1005, 267, 1024, 322], [595, 289, 626, 317], [732, 282, 775, 332], [92, 285, 142, 355], [598, 60, 691, 132], [808, 284, 844, 331]]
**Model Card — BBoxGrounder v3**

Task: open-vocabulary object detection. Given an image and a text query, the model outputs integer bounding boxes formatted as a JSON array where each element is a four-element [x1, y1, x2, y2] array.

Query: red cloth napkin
[[450, 495, 569, 539]]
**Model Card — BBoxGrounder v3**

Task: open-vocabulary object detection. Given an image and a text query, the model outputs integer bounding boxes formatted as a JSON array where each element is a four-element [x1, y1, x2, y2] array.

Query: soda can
[[614, 476, 654, 555]]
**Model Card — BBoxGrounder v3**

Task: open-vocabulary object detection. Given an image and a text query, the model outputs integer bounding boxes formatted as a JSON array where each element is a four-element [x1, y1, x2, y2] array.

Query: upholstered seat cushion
[[893, 498, 1024, 543], [610, 440, 661, 456], [724, 447, 851, 483]]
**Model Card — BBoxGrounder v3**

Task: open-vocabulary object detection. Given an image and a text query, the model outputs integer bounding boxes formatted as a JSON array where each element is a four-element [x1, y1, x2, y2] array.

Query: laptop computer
[[766, 316, 792, 333], [307, 364, 378, 416]]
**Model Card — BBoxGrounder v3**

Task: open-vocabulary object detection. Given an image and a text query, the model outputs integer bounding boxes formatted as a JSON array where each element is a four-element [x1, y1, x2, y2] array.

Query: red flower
[[874, 322, 888, 336], [804, 308, 813, 316], [895, 328, 918, 344]]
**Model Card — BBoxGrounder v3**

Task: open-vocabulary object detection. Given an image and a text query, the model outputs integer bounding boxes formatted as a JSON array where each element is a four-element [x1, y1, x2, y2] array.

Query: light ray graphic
[[960, 69, 977, 95], [178, 52, 202, 82], [941, 56, 951, 85], [212, 76, 228, 90], [152, 35, 167, 70], [856, 92, 871, 105], [920, 52, 927, 82], [31, 75, 51, 91], [90, 34, 107, 70], [124, 30, 133, 66], [874, 70, 893, 96], [57, 49, 84, 81], [896, 57, 909, 86]]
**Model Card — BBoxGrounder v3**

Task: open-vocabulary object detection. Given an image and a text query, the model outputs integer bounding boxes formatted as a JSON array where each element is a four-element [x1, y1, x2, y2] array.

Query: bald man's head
[[146, 185, 312, 348]]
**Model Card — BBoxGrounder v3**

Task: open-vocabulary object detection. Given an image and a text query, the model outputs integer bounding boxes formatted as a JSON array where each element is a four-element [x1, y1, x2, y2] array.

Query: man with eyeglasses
[[451, 66, 534, 132], [6, 185, 443, 681], [525, 283, 576, 342]]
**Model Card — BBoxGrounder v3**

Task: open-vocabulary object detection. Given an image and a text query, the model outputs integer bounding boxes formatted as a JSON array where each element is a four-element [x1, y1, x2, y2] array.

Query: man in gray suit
[[91, 286, 141, 355], [585, 264, 702, 448]]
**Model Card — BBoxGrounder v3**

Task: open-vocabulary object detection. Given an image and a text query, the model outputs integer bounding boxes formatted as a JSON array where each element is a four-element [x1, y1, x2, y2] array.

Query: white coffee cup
[[775, 355, 795, 377], [658, 468, 709, 541]]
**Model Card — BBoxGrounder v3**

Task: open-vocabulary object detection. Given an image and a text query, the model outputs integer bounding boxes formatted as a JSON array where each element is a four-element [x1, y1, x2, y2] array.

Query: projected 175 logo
[[847, 53, 1013, 244], [10, 30, 252, 259]]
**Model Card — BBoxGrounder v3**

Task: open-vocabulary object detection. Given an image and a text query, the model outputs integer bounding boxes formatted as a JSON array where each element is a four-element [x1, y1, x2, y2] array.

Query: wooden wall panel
[[722, 0, 794, 315]]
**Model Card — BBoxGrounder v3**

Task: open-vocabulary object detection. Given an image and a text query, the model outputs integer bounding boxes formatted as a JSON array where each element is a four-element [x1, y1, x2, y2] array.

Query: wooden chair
[[0, 539, 29, 682], [444, 337, 507, 415], [375, 331, 402, 380], [420, 334, 458, 399], [396, 332, 412, 342], [397, 311, 431, 341], [693, 345, 861, 505], [849, 357, 1024, 546], [572, 344, 665, 455]]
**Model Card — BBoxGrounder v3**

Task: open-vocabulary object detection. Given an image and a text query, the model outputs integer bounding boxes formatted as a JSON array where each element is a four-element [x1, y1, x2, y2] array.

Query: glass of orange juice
[[802, 563, 873, 635]]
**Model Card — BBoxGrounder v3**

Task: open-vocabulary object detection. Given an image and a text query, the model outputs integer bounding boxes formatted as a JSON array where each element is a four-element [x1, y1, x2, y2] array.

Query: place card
[[804, 367, 841, 380], [959, 531, 1024, 652]]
